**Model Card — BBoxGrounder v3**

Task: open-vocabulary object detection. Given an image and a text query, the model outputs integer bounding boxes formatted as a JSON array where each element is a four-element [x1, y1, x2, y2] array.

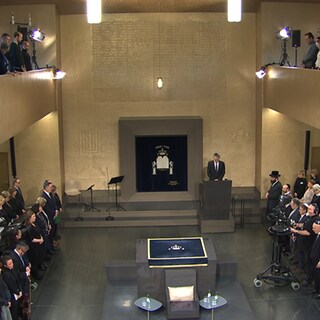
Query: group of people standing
[[0, 178, 62, 320], [266, 169, 320, 299], [0, 31, 32, 75]]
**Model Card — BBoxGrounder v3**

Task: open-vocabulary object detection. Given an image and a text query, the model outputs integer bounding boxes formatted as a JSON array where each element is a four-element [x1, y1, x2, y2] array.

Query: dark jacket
[[207, 160, 225, 180]]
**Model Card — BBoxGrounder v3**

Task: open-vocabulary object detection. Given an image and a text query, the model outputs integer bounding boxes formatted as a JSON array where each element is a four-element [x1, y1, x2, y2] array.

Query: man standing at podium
[[207, 153, 225, 181]]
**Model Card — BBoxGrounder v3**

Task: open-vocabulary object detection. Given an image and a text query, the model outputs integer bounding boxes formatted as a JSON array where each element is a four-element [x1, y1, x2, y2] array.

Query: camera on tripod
[[267, 204, 291, 235]]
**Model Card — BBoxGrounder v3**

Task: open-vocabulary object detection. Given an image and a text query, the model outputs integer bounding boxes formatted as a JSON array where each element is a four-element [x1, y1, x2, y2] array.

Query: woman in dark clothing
[[293, 170, 308, 199], [31, 203, 49, 270], [8, 188, 22, 217], [1, 191, 18, 223], [24, 212, 44, 280], [310, 169, 320, 185], [0, 195, 10, 225]]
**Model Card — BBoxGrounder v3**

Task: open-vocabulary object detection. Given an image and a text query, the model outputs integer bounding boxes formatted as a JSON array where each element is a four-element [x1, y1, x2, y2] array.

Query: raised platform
[[61, 187, 261, 230], [61, 202, 199, 228]]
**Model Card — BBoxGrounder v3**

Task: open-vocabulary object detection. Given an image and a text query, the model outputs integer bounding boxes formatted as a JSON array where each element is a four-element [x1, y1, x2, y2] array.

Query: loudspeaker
[[304, 130, 311, 171], [292, 30, 301, 47]]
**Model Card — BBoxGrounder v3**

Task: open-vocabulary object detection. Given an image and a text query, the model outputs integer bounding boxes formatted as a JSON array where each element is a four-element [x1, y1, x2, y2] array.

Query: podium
[[200, 180, 234, 233]]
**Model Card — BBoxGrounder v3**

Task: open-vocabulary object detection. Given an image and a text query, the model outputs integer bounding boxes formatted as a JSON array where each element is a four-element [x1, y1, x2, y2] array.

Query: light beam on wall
[[228, 0, 242, 22], [87, 0, 101, 24]]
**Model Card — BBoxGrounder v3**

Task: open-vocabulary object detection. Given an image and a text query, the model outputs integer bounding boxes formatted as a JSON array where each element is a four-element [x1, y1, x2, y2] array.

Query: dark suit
[[0, 51, 10, 75], [207, 160, 225, 180], [3, 202, 16, 221], [21, 49, 32, 71], [2, 267, 22, 320], [41, 191, 57, 226], [297, 215, 318, 282], [293, 177, 307, 199], [0, 275, 10, 307], [41, 191, 57, 250], [266, 180, 282, 213], [312, 194, 320, 208], [10, 250, 29, 294], [287, 207, 300, 223], [311, 234, 320, 292], [14, 186, 25, 214]]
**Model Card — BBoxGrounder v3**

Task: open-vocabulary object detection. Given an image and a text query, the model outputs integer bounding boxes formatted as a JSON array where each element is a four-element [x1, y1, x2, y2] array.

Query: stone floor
[[30, 224, 320, 320]]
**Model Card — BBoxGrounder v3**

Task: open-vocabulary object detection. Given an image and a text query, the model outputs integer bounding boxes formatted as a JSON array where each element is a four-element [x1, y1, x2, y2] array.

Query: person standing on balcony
[[9, 31, 25, 72], [302, 32, 319, 69]]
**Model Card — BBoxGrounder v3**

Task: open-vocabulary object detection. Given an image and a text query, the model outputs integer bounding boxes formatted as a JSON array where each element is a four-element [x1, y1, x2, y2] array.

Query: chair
[[165, 269, 200, 319], [65, 180, 82, 204]]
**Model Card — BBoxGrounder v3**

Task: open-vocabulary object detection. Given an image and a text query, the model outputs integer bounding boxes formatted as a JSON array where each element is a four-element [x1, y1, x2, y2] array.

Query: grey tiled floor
[[30, 225, 320, 319]]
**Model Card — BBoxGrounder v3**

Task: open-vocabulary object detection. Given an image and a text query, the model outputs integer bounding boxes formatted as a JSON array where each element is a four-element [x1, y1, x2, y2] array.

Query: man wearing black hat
[[266, 170, 282, 214]]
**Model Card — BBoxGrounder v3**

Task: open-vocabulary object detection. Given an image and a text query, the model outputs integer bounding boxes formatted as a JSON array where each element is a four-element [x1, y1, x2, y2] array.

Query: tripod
[[107, 176, 126, 212], [84, 184, 101, 212], [254, 225, 300, 290], [280, 40, 290, 66]]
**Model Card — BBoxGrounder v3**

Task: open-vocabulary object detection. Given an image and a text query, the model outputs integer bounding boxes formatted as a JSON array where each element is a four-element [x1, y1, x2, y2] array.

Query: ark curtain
[[135, 136, 188, 192]]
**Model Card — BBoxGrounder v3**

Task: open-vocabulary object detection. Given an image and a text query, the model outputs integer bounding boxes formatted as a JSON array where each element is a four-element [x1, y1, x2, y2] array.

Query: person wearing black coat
[[291, 204, 319, 285], [0, 271, 12, 320], [293, 170, 307, 199], [10, 242, 30, 295], [8, 188, 20, 217], [311, 184, 320, 208], [0, 42, 11, 75], [1, 256, 22, 320], [24, 212, 44, 281], [266, 171, 282, 214], [311, 221, 320, 299], [207, 153, 226, 181], [13, 178, 26, 216], [1, 191, 18, 223], [41, 181, 58, 250]]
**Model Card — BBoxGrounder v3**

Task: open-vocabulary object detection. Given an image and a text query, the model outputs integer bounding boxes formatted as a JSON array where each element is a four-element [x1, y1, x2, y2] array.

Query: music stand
[[107, 176, 126, 212], [84, 184, 101, 212]]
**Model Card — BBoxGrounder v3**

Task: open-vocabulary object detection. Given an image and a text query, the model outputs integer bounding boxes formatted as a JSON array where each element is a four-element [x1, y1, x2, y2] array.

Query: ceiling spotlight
[[30, 28, 45, 42], [255, 67, 266, 79], [228, 0, 242, 22], [277, 27, 291, 40], [87, 0, 102, 24]]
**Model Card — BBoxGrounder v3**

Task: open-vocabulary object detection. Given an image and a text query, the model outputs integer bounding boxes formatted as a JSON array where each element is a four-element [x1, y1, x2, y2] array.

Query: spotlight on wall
[[228, 0, 242, 22], [157, 77, 163, 89], [255, 67, 267, 79], [255, 63, 277, 79], [277, 26, 291, 40], [87, 0, 102, 24], [51, 66, 66, 80], [30, 28, 45, 42]]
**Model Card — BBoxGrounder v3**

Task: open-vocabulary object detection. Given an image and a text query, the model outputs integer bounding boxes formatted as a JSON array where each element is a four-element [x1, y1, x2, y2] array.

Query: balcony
[[263, 66, 320, 129], [0, 69, 56, 144]]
